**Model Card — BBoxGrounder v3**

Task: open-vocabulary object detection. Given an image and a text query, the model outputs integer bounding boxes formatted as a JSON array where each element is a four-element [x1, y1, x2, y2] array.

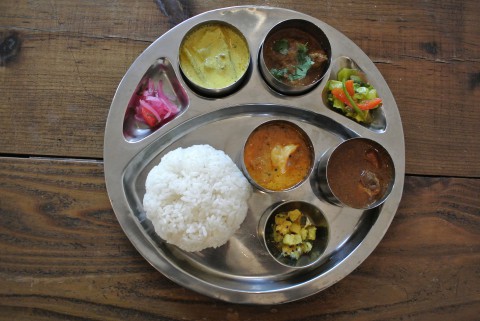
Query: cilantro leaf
[[270, 42, 314, 82], [273, 39, 289, 55], [297, 44, 309, 63], [270, 68, 289, 79], [288, 43, 314, 80]]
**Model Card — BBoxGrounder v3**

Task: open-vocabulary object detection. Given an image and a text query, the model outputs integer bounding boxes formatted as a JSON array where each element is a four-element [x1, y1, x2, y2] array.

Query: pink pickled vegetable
[[134, 79, 179, 128]]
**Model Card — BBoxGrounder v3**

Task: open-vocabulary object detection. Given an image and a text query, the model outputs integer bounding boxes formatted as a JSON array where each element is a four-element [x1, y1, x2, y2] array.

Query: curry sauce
[[327, 139, 394, 208], [179, 22, 250, 90], [263, 28, 328, 87], [244, 121, 313, 191]]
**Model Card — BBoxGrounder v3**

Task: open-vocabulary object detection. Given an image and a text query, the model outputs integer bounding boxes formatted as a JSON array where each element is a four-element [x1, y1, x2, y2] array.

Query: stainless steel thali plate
[[104, 6, 405, 304]]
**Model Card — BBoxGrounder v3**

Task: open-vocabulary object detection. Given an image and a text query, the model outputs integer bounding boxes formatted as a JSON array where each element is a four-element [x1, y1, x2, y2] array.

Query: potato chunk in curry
[[272, 209, 317, 260]]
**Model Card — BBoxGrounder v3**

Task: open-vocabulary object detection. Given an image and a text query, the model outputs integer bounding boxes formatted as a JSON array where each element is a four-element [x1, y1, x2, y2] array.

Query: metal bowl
[[242, 119, 315, 192], [258, 201, 329, 268], [317, 137, 396, 209], [259, 19, 332, 95], [178, 20, 251, 97]]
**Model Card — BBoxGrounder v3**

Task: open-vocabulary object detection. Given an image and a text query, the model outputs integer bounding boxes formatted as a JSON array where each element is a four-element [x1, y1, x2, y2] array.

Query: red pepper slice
[[331, 88, 352, 107], [331, 81, 355, 106], [345, 79, 355, 96], [141, 106, 159, 127], [357, 98, 382, 110]]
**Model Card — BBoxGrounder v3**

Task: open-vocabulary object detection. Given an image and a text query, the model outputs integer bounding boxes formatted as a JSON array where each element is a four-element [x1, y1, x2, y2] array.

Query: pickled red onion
[[134, 79, 179, 128]]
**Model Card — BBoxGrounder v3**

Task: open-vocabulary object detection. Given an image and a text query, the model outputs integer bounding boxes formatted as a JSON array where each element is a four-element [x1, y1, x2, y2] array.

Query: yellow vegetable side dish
[[179, 22, 250, 89], [272, 209, 317, 260]]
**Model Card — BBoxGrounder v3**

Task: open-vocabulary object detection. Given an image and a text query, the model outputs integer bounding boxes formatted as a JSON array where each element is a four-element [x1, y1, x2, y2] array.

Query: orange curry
[[244, 121, 313, 191]]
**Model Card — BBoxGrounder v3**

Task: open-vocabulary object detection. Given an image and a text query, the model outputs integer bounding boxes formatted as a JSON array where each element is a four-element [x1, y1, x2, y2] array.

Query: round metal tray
[[104, 6, 405, 305]]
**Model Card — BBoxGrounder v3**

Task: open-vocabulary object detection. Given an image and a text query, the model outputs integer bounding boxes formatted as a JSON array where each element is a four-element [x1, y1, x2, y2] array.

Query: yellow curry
[[179, 22, 250, 89]]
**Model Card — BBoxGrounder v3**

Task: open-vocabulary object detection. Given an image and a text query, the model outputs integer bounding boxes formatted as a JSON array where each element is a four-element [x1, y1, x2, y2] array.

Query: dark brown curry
[[263, 28, 328, 87], [327, 139, 394, 208]]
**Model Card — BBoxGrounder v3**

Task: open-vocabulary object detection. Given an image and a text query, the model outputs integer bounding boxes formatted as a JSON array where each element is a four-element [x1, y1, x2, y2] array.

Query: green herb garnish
[[289, 43, 314, 80], [270, 42, 314, 82], [273, 39, 289, 55], [270, 68, 289, 79]]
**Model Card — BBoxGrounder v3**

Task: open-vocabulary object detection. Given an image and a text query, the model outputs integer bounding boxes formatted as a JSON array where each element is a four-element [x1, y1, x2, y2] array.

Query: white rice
[[143, 144, 252, 252]]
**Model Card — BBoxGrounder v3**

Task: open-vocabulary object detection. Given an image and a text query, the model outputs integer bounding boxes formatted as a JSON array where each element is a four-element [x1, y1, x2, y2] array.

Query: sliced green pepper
[[337, 68, 358, 82]]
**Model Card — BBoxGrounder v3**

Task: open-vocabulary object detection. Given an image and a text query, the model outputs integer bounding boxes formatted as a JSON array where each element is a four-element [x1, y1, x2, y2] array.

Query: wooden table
[[1, 1, 479, 320]]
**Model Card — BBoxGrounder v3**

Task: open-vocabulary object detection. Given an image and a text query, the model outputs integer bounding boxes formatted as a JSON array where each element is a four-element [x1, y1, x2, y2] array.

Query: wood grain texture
[[0, 157, 478, 320], [0, 0, 479, 176], [0, 1, 479, 320]]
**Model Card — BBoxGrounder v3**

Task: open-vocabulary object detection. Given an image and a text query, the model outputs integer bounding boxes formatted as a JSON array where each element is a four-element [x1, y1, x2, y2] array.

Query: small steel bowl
[[259, 19, 332, 95], [242, 120, 315, 193], [178, 20, 251, 97], [258, 201, 329, 268], [316, 138, 396, 209]]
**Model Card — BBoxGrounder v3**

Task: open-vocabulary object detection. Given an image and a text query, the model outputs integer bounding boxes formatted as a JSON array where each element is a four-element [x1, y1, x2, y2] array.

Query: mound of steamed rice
[[143, 144, 252, 252]]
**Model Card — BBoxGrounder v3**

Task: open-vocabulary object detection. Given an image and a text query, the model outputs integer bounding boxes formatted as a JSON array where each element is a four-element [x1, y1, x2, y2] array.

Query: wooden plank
[[0, 157, 478, 320], [0, 0, 171, 41], [0, 0, 479, 175], [0, 31, 147, 158]]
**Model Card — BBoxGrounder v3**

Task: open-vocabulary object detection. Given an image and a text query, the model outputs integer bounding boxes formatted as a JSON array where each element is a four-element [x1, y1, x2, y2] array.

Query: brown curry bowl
[[242, 120, 315, 193], [259, 19, 332, 95], [316, 138, 395, 210]]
